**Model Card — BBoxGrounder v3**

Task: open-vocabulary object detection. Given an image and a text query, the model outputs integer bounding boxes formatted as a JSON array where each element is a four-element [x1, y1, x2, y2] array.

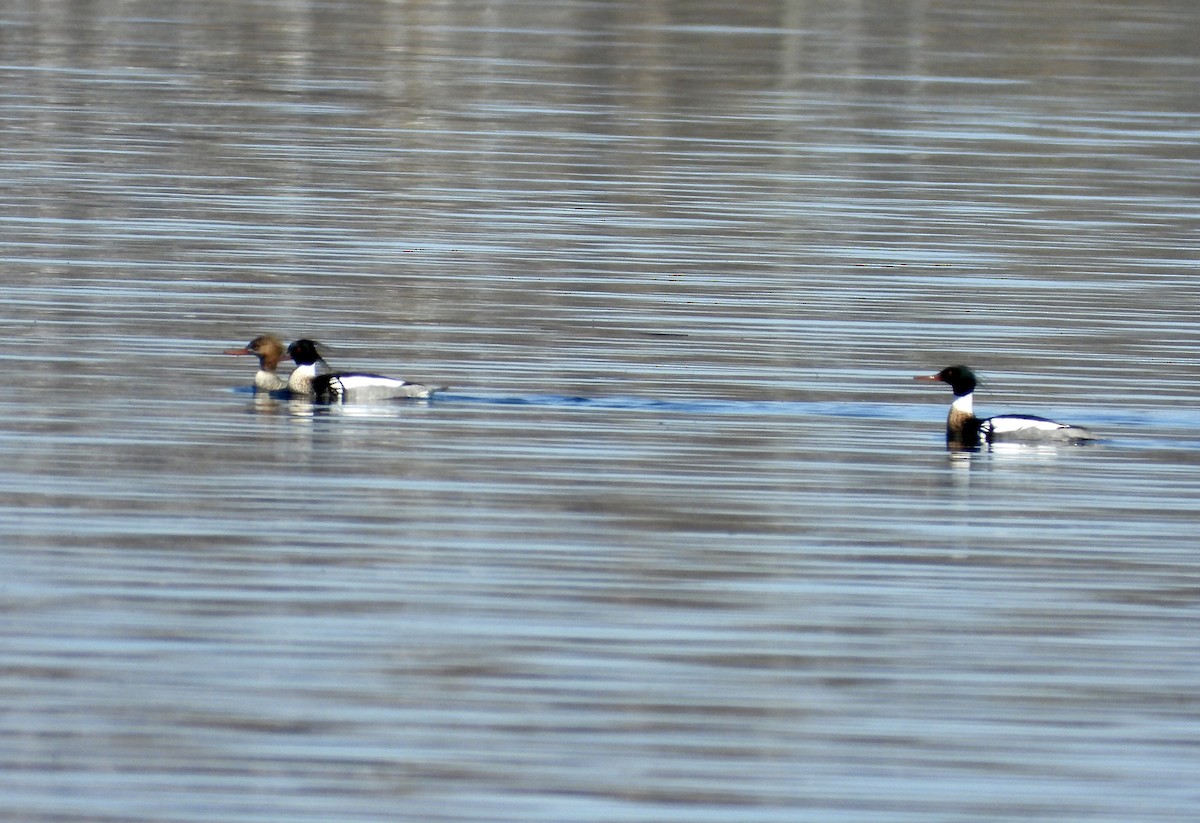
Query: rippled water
[[3, 1, 1199, 821]]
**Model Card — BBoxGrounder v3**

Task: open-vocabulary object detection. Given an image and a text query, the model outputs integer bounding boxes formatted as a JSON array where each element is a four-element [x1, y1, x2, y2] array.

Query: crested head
[[225, 334, 286, 370], [915, 364, 978, 397], [287, 339, 325, 367], [247, 335, 284, 362]]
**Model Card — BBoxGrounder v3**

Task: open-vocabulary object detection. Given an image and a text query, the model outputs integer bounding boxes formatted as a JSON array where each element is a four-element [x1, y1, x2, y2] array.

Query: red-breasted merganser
[[224, 335, 289, 391], [915, 365, 1095, 447], [286, 338, 436, 401]]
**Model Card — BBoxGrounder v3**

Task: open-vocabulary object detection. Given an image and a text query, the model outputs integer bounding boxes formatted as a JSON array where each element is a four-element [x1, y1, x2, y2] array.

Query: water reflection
[[283, 395, 425, 419]]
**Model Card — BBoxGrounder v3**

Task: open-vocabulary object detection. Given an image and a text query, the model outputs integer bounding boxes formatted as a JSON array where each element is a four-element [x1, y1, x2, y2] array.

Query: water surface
[[2, 1, 1199, 822]]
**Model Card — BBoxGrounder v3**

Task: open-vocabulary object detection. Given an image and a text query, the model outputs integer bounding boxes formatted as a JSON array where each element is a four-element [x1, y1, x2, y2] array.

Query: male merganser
[[286, 338, 436, 401], [224, 335, 289, 391], [915, 365, 1095, 447]]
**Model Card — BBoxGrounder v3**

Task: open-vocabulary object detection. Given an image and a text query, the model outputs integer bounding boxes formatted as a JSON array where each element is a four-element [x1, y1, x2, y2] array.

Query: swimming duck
[[287, 338, 436, 402], [224, 335, 289, 391], [915, 365, 1095, 447]]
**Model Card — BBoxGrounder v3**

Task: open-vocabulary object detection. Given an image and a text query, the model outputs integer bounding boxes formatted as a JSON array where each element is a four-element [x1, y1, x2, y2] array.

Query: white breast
[[288, 363, 318, 394], [255, 370, 288, 392]]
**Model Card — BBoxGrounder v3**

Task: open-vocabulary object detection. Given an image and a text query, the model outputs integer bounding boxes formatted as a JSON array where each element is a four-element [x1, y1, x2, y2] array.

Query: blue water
[[3, 1, 1200, 822]]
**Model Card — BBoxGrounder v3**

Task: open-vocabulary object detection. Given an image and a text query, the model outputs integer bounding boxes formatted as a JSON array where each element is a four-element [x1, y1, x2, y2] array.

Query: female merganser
[[224, 335, 289, 391], [915, 365, 1095, 447], [286, 338, 436, 401]]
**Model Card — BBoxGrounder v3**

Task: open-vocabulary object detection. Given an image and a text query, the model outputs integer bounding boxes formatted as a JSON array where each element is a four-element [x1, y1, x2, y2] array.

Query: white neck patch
[[950, 392, 974, 416]]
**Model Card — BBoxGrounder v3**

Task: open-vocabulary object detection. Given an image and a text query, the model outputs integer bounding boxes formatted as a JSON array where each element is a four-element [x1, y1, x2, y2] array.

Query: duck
[[914, 365, 1095, 447], [224, 335, 289, 391], [286, 338, 436, 402]]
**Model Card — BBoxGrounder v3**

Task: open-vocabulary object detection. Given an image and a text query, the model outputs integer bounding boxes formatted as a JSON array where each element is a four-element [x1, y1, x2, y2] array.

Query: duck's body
[[915, 365, 1095, 447], [287, 339, 435, 402], [224, 335, 289, 391]]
